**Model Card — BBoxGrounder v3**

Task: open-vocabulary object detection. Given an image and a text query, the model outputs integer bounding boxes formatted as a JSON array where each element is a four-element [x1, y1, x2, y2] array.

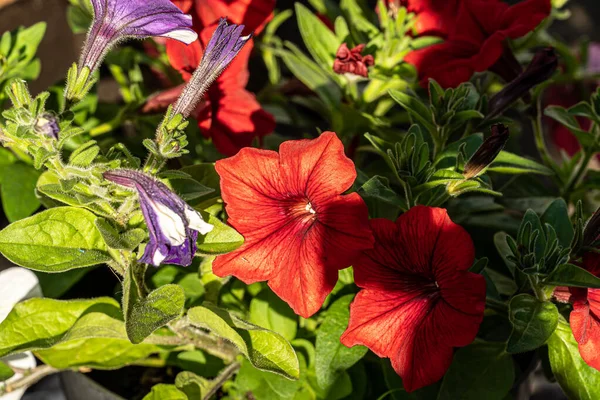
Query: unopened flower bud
[[487, 48, 558, 120], [34, 113, 59, 139], [463, 124, 509, 179], [172, 18, 251, 118]]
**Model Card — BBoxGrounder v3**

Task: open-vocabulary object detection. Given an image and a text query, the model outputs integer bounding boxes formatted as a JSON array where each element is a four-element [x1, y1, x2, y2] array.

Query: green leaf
[[489, 151, 554, 176], [543, 263, 600, 288], [95, 218, 146, 250], [547, 318, 600, 400], [437, 341, 514, 400], [250, 289, 298, 341], [196, 212, 244, 255], [0, 297, 121, 357], [143, 384, 187, 400], [506, 294, 558, 354], [69, 140, 100, 166], [0, 163, 41, 222], [389, 90, 436, 135], [175, 371, 211, 399], [295, 3, 340, 68], [545, 106, 597, 149], [234, 355, 313, 400], [0, 361, 14, 381], [357, 175, 405, 218], [0, 207, 112, 272], [164, 174, 214, 202], [315, 295, 368, 391], [277, 44, 341, 111], [35, 316, 159, 369], [187, 304, 300, 379], [123, 265, 185, 344], [541, 199, 574, 248]]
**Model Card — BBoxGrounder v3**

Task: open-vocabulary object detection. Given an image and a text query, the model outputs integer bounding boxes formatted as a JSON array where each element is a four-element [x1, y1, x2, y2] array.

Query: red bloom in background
[[167, 35, 276, 155], [568, 253, 600, 371], [192, 0, 275, 34], [213, 132, 374, 317], [400, 0, 460, 37], [149, 0, 276, 155], [341, 206, 486, 392], [405, 0, 551, 88], [333, 44, 374, 78]]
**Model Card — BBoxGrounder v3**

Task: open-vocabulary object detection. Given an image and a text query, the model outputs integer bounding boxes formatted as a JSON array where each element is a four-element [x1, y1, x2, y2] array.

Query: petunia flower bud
[[173, 18, 252, 118], [487, 48, 558, 120], [333, 43, 374, 78], [79, 0, 197, 74], [103, 169, 213, 267], [34, 113, 60, 139], [463, 124, 510, 179]]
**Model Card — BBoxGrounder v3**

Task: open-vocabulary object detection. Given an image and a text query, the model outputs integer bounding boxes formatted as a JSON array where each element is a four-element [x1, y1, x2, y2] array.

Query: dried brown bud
[[487, 47, 558, 120], [463, 124, 510, 179], [333, 43, 374, 78], [583, 207, 600, 248]]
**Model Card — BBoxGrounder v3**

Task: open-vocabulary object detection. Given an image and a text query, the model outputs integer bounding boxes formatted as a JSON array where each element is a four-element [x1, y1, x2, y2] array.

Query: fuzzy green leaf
[[187, 304, 299, 379], [507, 294, 558, 353], [0, 207, 111, 271]]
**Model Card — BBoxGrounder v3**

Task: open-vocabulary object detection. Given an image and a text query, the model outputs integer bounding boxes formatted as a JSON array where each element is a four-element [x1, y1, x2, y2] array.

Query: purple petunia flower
[[173, 18, 252, 117], [103, 169, 213, 267], [80, 0, 198, 73]]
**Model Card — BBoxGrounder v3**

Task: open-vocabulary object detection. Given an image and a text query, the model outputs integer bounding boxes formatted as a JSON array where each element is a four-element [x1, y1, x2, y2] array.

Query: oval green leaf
[[0, 207, 112, 272], [547, 318, 600, 400], [507, 294, 558, 354], [315, 295, 368, 391], [187, 304, 299, 379]]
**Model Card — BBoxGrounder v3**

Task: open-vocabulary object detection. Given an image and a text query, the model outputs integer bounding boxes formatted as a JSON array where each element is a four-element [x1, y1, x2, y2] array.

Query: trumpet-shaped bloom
[[213, 132, 374, 317], [341, 206, 486, 392], [81, 0, 197, 72], [405, 0, 551, 88], [103, 170, 213, 267]]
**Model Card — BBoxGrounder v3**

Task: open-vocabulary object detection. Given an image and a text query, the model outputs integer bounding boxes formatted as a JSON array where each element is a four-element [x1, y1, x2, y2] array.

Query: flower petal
[[571, 288, 600, 370], [279, 132, 357, 201]]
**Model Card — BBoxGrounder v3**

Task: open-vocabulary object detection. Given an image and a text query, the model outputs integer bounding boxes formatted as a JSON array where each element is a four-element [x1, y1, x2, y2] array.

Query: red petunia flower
[[567, 252, 600, 371], [570, 286, 600, 371], [340, 206, 486, 392], [213, 132, 374, 317], [405, 0, 551, 88], [193, 0, 275, 34], [400, 0, 460, 37], [333, 43, 374, 78]]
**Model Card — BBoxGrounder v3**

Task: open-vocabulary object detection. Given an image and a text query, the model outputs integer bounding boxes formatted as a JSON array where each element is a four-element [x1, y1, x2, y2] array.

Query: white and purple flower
[[103, 169, 213, 267], [80, 0, 198, 73], [173, 18, 252, 117]]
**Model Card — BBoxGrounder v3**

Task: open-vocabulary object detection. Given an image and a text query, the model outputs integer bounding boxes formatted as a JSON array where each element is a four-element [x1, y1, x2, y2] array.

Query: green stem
[[203, 362, 241, 400], [528, 275, 548, 301], [531, 96, 556, 174], [486, 297, 508, 315]]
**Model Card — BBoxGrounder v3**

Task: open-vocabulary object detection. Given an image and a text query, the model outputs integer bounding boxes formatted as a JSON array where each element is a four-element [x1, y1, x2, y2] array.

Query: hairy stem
[[204, 362, 241, 400], [0, 365, 59, 395]]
